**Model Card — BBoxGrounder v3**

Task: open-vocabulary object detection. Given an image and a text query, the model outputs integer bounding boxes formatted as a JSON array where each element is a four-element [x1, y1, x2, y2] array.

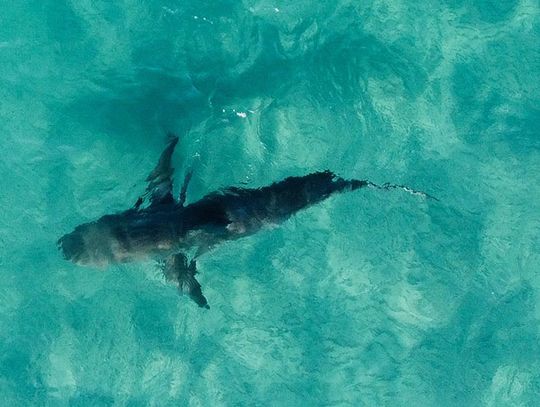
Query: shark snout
[[57, 231, 85, 263]]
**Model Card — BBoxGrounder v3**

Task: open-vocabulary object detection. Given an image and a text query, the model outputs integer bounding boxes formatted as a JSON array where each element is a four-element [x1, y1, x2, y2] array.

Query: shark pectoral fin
[[141, 134, 180, 207], [162, 253, 209, 309], [178, 270, 209, 309]]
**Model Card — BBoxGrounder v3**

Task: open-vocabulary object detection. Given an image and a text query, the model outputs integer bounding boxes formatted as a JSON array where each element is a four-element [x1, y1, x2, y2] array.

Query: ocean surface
[[1, 1, 539, 405]]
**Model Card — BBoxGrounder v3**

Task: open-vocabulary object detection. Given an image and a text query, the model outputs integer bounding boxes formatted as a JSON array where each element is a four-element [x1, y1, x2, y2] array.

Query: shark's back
[[182, 171, 365, 236]]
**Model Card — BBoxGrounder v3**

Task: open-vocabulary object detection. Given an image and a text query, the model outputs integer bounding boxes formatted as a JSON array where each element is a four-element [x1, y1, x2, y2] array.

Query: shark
[[58, 134, 436, 308]]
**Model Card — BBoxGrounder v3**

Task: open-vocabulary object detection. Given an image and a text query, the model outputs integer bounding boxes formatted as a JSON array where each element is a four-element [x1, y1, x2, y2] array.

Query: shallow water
[[1, 1, 540, 405]]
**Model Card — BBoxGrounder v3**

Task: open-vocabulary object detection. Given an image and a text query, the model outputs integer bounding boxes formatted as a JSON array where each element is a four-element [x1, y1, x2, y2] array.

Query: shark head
[[57, 214, 132, 267], [58, 222, 111, 267], [58, 208, 181, 267], [57, 227, 86, 263]]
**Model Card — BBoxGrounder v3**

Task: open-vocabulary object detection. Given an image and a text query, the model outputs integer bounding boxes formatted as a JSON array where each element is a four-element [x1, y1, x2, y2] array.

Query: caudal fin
[[361, 180, 439, 201], [322, 172, 438, 201]]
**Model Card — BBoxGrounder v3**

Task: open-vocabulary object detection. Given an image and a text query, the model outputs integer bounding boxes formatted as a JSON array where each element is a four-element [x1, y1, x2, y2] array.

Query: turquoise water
[[1, 1, 540, 405]]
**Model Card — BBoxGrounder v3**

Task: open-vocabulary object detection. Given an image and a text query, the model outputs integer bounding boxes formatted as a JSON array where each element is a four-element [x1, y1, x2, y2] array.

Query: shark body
[[58, 135, 433, 308]]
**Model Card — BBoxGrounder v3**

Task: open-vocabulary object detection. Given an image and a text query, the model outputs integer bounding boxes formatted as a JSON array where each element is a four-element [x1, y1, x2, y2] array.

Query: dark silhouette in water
[[58, 134, 436, 308]]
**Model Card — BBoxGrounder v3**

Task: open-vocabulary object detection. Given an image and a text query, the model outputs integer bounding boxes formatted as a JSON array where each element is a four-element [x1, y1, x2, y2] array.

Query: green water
[[1, 1, 539, 405]]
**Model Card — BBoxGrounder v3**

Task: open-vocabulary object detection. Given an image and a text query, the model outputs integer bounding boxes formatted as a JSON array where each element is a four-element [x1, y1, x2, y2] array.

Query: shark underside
[[58, 135, 435, 308]]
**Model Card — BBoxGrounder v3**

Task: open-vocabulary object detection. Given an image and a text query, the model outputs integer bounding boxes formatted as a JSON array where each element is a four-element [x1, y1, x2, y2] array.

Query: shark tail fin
[[326, 173, 437, 201], [324, 171, 437, 200], [161, 253, 209, 309], [362, 180, 439, 201]]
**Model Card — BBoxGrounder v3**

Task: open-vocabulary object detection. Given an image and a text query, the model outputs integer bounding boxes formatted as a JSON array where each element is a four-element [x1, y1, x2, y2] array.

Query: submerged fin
[[133, 196, 143, 210], [178, 168, 193, 208], [134, 134, 179, 209], [161, 253, 209, 309], [146, 134, 178, 206]]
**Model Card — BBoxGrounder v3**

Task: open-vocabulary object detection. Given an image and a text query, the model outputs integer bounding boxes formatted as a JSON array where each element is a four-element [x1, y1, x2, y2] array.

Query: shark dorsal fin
[[135, 133, 179, 208]]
